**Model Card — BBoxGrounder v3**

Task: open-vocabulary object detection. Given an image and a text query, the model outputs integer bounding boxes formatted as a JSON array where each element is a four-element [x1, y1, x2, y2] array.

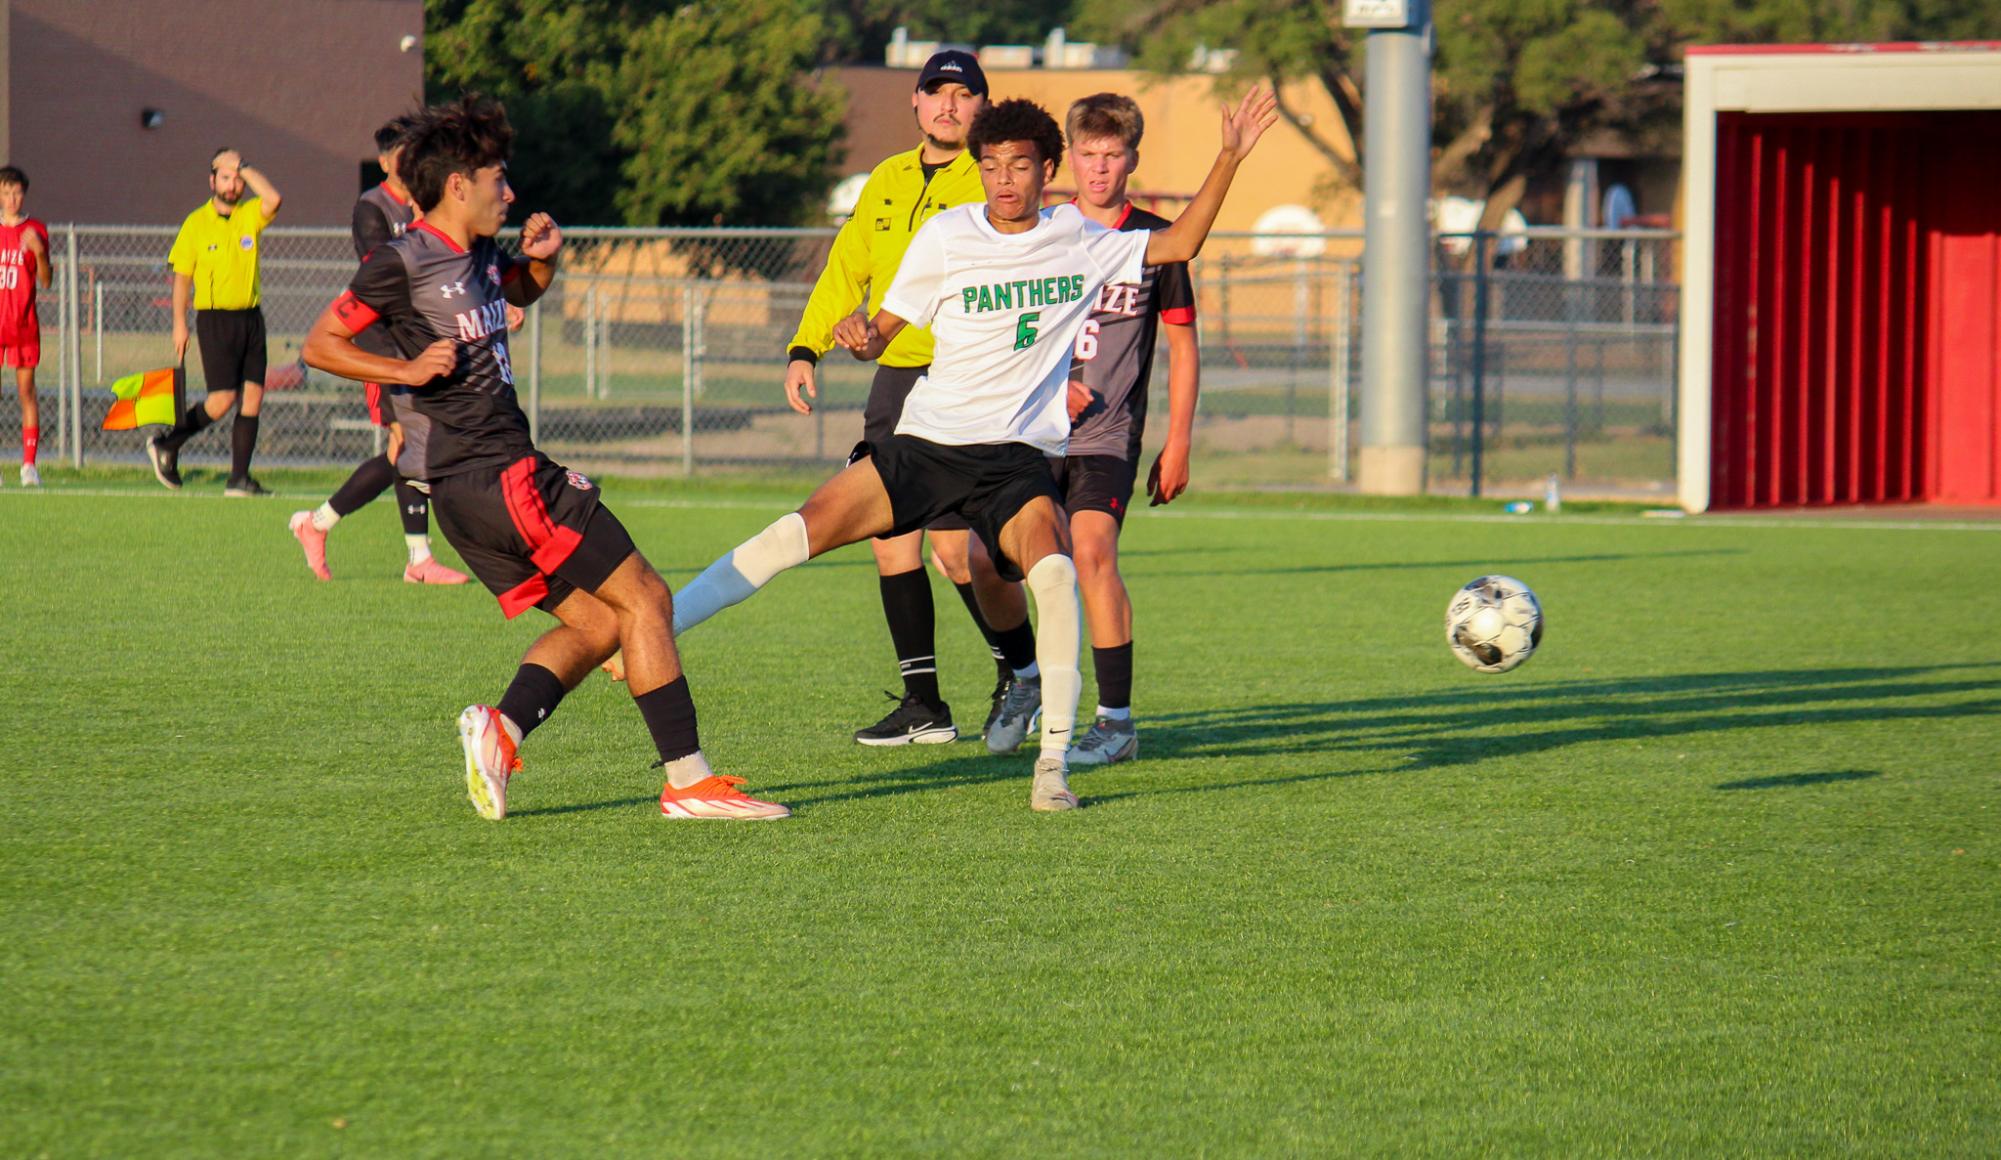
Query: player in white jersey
[[667, 91, 1276, 811]]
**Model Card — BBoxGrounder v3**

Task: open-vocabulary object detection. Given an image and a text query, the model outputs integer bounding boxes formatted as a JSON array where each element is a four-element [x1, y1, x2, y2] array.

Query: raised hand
[[519, 212, 563, 261], [404, 338, 457, 384], [1220, 86, 1280, 161]]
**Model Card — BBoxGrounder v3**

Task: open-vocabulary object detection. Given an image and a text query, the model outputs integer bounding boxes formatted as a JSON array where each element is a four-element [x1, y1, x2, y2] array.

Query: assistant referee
[[147, 147, 282, 495]]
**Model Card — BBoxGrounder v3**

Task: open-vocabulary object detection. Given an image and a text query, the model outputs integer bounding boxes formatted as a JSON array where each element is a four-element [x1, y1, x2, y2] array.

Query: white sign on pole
[[1342, 0, 1410, 29]]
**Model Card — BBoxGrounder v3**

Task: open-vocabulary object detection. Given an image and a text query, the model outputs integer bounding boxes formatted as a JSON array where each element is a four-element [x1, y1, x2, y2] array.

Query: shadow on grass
[[1132, 663, 2000, 787], [1714, 769, 1881, 791], [510, 795, 658, 818], [1129, 547, 1743, 578], [798, 663, 1998, 808]]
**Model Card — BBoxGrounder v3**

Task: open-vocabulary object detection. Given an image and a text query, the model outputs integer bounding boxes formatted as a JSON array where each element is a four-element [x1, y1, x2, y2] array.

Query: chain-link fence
[[14, 223, 1678, 495]]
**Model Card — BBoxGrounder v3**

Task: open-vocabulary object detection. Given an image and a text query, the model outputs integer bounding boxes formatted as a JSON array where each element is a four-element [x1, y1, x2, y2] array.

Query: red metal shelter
[[1679, 45, 2001, 510]]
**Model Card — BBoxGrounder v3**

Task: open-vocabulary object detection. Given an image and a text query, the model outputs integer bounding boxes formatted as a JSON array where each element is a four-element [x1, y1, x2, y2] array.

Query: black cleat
[[146, 437, 182, 490], [980, 674, 1009, 742], [224, 476, 273, 498], [853, 691, 957, 747]]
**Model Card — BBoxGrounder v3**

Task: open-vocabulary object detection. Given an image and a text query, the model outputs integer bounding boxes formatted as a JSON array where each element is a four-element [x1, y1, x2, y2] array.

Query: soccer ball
[[1445, 575, 1544, 673]]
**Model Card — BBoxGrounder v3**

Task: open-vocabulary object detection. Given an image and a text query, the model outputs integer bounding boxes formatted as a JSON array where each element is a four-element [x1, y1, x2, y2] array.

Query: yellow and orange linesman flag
[[102, 367, 185, 430]]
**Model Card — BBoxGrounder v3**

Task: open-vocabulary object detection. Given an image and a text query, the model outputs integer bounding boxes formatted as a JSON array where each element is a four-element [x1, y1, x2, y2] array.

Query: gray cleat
[[1067, 716, 1138, 767], [984, 674, 1042, 754], [1030, 755, 1078, 812]]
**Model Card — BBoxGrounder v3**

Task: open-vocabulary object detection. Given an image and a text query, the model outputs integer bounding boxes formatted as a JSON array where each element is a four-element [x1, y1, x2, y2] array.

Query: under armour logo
[[439, 281, 466, 298]]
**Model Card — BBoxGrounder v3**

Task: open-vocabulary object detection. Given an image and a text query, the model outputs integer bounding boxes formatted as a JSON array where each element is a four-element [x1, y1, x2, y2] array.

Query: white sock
[[406, 534, 432, 565], [1097, 705, 1132, 722], [1013, 661, 1040, 680], [662, 749, 714, 790], [310, 502, 340, 532], [672, 511, 810, 634], [1024, 554, 1081, 761]]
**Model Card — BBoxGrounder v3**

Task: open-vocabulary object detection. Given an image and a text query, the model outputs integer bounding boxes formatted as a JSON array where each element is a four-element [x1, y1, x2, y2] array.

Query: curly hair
[[402, 95, 514, 212], [967, 99, 1064, 168]]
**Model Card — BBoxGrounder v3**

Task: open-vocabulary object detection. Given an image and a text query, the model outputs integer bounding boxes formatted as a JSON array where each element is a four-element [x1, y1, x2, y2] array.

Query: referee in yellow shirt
[[146, 147, 282, 495]]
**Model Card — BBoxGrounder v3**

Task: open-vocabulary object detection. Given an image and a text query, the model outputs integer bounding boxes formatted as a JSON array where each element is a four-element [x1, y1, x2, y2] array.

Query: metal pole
[[1564, 280, 1579, 480], [1329, 260, 1352, 481], [1356, 0, 1432, 495], [94, 279, 104, 383], [680, 286, 695, 477], [1469, 232, 1490, 498], [527, 300, 541, 443], [598, 287, 611, 400], [583, 284, 597, 400], [67, 226, 82, 468]]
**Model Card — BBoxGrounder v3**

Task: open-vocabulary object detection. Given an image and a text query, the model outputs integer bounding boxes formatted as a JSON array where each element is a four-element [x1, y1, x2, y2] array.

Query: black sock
[[393, 476, 430, 535], [160, 403, 214, 451], [497, 663, 568, 739], [229, 414, 260, 481], [879, 568, 941, 707], [954, 581, 1013, 681], [634, 675, 700, 764], [328, 454, 396, 517], [1094, 642, 1134, 711], [992, 613, 1037, 674]]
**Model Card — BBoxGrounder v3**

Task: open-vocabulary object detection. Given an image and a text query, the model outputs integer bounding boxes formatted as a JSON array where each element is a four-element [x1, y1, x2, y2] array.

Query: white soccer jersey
[[881, 203, 1150, 455]]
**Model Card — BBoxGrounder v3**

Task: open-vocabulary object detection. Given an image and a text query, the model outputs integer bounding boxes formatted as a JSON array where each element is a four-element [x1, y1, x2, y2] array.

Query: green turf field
[[2, 475, 1995, 1155]]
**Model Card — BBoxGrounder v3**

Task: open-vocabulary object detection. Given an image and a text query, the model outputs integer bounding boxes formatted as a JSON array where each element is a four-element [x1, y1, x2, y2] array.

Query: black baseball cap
[[916, 50, 987, 97]]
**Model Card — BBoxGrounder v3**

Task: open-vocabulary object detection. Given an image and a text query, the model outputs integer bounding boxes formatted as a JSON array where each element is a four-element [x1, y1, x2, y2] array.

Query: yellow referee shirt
[[168, 198, 271, 310]]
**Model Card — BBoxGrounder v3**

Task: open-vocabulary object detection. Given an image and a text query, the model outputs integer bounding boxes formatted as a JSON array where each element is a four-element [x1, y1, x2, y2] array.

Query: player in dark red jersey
[[289, 116, 471, 585], [302, 96, 788, 822], [0, 166, 52, 487]]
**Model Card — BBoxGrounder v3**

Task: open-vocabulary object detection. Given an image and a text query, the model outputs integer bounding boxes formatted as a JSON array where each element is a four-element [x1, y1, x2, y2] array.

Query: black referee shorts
[[869, 435, 1064, 581], [850, 363, 969, 534], [430, 453, 637, 619], [194, 307, 268, 392]]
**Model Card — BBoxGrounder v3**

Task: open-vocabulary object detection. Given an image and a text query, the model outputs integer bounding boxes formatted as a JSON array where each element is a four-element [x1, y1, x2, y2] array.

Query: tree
[[425, 0, 845, 229], [1073, 0, 1988, 232], [1073, 0, 1658, 231]]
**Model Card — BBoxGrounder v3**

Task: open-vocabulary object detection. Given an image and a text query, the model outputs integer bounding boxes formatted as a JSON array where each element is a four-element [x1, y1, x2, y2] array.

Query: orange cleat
[[405, 557, 471, 585], [288, 511, 332, 581], [659, 775, 791, 820]]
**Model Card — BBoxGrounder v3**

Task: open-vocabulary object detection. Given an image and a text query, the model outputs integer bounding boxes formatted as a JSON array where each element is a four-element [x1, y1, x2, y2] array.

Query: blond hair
[[1065, 93, 1143, 152]]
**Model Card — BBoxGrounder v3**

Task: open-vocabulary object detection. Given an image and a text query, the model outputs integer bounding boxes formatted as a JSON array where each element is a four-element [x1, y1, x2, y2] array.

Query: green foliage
[[425, 0, 844, 228], [612, 4, 847, 228], [1076, 0, 1987, 218], [4, 477, 1998, 1152]]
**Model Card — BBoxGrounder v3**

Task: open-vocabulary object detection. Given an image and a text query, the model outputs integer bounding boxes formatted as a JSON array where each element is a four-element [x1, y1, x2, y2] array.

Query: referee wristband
[[787, 345, 819, 367]]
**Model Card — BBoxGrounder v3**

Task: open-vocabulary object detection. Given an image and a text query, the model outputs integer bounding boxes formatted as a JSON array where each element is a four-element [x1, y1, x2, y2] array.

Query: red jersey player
[[0, 166, 51, 486]]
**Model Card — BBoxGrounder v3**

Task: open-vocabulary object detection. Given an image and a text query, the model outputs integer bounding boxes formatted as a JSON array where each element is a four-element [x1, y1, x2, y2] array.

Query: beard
[[213, 186, 241, 207]]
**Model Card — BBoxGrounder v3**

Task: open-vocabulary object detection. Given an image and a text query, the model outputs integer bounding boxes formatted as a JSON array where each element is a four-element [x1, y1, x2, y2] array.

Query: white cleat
[[457, 705, 519, 821], [19, 464, 39, 487], [1030, 755, 1079, 812]]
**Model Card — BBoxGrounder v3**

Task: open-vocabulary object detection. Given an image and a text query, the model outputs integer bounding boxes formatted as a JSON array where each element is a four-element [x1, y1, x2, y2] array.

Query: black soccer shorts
[[868, 434, 1064, 581], [1053, 454, 1139, 526], [430, 453, 637, 618], [850, 363, 969, 534], [194, 307, 268, 391]]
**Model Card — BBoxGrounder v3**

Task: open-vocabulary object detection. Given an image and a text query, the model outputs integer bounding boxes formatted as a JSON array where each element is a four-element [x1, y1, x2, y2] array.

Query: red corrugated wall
[[1709, 111, 2001, 507]]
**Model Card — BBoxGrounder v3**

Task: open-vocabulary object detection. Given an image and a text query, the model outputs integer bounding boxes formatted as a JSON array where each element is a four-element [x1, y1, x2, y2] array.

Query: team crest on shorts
[[486, 263, 502, 285], [565, 469, 593, 492]]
